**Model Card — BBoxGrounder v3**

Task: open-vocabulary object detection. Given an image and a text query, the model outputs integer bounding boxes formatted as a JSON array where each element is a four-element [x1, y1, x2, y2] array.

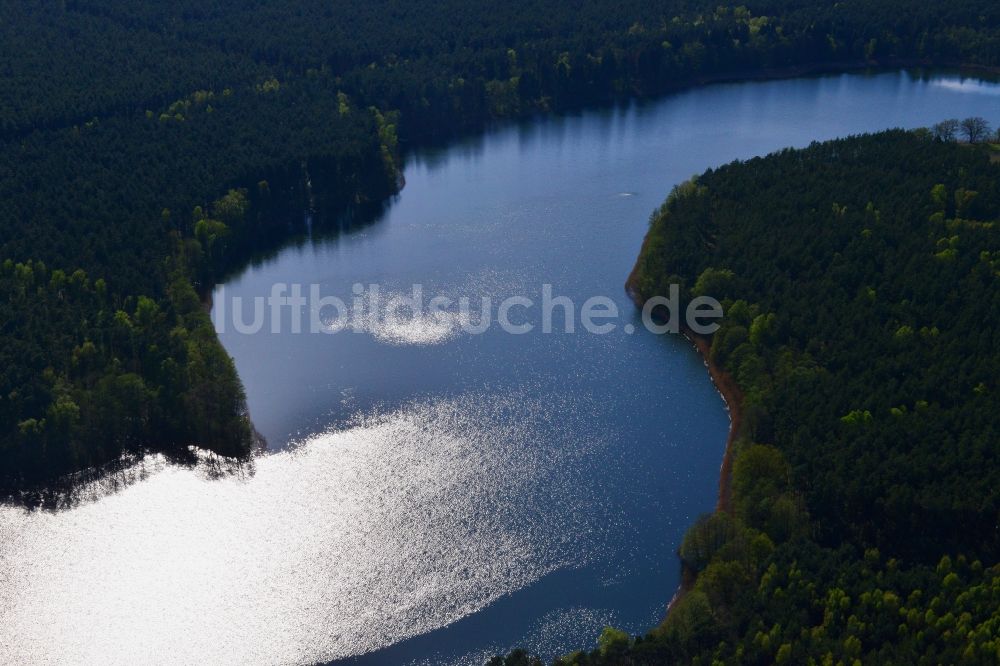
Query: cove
[[1, 69, 998, 666]]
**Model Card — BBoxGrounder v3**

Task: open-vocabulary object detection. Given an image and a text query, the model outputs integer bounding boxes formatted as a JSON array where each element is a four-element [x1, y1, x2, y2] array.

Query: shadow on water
[[402, 97, 641, 175], [213, 193, 400, 287], [0, 448, 256, 512]]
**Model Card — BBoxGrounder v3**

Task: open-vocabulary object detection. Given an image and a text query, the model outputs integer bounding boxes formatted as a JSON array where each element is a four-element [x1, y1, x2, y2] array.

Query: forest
[[513, 130, 1000, 664], [2, 2, 1000, 484], [2, 0, 999, 662]]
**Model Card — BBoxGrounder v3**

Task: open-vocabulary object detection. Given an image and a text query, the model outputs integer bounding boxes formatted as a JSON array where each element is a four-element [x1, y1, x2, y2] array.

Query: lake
[[2, 69, 998, 666]]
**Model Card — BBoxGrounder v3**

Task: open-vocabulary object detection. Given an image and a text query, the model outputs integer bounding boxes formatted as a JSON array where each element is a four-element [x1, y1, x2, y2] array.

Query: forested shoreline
[[502, 130, 1000, 665], [0, 0, 997, 574], [5, 0, 1000, 489], [0, 0, 1000, 564], [3, 1, 1000, 663]]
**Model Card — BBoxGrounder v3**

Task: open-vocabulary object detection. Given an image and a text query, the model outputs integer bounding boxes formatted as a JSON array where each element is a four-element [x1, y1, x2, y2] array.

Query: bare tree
[[960, 117, 991, 144], [932, 119, 959, 142]]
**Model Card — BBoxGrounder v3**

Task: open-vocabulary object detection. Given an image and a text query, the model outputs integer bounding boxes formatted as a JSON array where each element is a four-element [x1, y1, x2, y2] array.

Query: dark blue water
[[4, 70, 998, 666], [210, 69, 1000, 664]]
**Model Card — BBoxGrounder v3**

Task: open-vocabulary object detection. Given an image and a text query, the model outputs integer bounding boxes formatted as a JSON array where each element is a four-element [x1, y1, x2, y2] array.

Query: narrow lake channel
[[2, 69, 998, 666]]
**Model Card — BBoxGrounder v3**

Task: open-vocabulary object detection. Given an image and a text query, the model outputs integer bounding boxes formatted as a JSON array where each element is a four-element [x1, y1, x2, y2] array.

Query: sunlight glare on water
[[0, 391, 615, 665]]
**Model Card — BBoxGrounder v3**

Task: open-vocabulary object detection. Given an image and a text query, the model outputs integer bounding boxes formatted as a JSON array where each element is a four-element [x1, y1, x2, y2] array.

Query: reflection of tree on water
[[213, 186, 398, 288], [2, 447, 258, 512]]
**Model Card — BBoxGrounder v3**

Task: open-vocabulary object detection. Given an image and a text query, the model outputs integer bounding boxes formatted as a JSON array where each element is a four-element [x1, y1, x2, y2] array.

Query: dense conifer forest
[[531, 130, 1000, 664], [3, 0, 1000, 663]]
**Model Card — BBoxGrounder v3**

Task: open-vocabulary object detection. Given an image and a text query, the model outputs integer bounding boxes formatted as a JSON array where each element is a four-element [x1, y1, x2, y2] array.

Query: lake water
[[2, 70, 998, 666]]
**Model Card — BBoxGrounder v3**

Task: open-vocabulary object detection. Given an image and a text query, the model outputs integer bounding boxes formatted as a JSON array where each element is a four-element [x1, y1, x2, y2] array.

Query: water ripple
[[0, 390, 614, 666]]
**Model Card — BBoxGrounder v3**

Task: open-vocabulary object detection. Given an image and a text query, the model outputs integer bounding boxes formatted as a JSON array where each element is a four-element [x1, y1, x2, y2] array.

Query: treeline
[[521, 130, 1000, 663], [6, 0, 1000, 138], [3, 0, 1000, 486]]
